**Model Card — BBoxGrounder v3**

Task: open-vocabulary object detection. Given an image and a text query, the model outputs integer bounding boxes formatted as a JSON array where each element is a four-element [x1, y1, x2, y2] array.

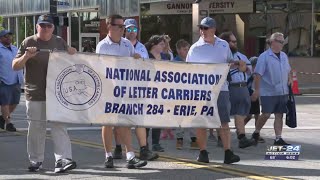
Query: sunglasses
[[39, 23, 53, 29], [111, 23, 125, 29], [199, 26, 209, 30], [230, 40, 237, 43], [274, 39, 285, 44], [126, 27, 138, 33]]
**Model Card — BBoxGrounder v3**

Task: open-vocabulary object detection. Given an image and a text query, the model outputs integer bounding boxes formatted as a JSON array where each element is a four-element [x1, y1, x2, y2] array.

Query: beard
[[230, 46, 238, 54]]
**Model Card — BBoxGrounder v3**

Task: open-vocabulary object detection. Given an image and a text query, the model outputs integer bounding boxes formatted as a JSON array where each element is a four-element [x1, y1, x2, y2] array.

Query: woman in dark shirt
[[145, 35, 170, 61], [144, 35, 170, 152]]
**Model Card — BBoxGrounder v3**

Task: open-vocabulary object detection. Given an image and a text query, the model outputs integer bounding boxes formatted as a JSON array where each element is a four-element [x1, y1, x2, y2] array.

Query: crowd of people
[[0, 14, 292, 173]]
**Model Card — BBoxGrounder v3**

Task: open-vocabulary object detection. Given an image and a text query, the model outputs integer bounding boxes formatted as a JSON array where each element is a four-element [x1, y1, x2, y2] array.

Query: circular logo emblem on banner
[[55, 64, 102, 111]]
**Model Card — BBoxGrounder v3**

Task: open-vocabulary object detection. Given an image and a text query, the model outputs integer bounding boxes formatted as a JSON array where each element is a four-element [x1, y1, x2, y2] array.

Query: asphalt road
[[0, 94, 319, 180]]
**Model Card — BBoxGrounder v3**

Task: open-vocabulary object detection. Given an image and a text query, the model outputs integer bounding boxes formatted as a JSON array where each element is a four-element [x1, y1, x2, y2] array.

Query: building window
[[81, 12, 99, 33]]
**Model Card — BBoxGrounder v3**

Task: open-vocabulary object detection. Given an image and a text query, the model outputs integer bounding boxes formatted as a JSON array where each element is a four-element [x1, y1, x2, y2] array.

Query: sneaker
[[54, 158, 77, 173], [190, 141, 199, 150], [197, 150, 209, 163], [28, 161, 42, 172], [208, 134, 217, 141], [224, 150, 240, 164], [113, 146, 123, 159], [217, 136, 223, 147], [104, 156, 114, 168], [274, 138, 290, 146], [258, 136, 266, 143], [140, 147, 159, 161], [6, 123, 16, 132], [238, 136, 255, 149], [152, 144, 165, 152], [252, 132, 260, 145], [126, 157, 147, 169], [176, 139, 183, 150]]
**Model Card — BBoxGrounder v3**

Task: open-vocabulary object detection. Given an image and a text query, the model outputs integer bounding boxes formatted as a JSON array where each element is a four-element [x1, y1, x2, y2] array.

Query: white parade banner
[[46, 52, 229, 128]]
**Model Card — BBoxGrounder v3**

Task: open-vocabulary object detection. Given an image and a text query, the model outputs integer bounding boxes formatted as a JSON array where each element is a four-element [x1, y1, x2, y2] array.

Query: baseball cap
[[124, 19, 138, 28], [198, 17, 216, 28], [0, 30, 13, 37], [37, 15, 54, 24]]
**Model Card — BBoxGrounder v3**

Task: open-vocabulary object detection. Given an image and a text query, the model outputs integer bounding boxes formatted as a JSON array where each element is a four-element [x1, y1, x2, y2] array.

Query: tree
[[0, 16, 4, 30]]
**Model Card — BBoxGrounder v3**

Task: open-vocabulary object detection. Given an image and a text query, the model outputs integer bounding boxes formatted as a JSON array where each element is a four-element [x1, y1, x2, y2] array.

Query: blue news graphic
[[265, 145, 301, 160]]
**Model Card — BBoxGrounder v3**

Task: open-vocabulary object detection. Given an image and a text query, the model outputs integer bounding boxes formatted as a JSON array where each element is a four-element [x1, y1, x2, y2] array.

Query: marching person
[[186, 17, 241, 164], [124, 19, 149, 59], [173, 39, 190, 62], [0, 29, 22, 132], [162, 35, 174, 60], [12, 15, 77, 173], [244, 56, 265, 143], [173, 39, 198, 150], [219, 31, 255, 148], [95, 14, 148, 169], [251, 32, 292, 145], [144, 35, 170, 152], [111, 18, 158, 161]]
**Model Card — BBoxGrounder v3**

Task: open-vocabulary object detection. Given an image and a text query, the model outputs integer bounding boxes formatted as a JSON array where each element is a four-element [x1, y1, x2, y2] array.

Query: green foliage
[[0, 16, 4, 30]]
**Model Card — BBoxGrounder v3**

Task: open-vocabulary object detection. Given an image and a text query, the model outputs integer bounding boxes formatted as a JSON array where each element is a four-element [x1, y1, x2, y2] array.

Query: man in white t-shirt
[[96, 14, 147, 169], [186, 17, 242, 164], [124, 19, 149, 59], [110, 18, 158, 162]]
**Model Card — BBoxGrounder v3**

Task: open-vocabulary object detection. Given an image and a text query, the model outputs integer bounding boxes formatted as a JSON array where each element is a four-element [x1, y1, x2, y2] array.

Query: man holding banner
[[186, 17, 241, 164], [109, 18, 158, 161], [124, 18, 149, 59], [12, 15, 77, 173], [95, 14, 148, 169]]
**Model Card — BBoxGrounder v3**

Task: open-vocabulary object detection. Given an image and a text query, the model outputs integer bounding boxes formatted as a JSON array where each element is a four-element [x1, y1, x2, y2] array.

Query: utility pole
[[50, 0, 57, 16]]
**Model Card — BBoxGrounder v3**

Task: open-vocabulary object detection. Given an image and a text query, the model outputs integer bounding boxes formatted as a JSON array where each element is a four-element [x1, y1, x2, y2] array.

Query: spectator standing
[[0, 29, 22, 132]]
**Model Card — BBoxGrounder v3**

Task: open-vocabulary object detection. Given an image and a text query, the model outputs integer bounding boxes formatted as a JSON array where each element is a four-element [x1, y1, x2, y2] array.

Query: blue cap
[[124, 19, 138, 28], [198, 17, 216, 28], [0, 30, 12, 37], [37, 15, 54, 24]]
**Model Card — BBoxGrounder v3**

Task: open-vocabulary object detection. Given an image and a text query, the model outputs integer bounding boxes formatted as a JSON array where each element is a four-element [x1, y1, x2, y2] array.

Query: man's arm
[[12, 47, 38, 70], [251, 74, 261, 101]]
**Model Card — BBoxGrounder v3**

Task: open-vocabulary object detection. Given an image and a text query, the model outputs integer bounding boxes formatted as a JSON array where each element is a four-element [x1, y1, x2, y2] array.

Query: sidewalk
[[299, 83, 320, 94]]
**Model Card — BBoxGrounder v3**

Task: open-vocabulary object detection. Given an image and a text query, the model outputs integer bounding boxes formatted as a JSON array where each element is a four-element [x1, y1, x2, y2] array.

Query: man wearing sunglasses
[[219, 31, 256, 149], [12, 14, 77, 173], [251, 32, 292, 146], [124, 19, 149, 59], [186, 17, 240, 164], [0, 30, 22, 132], [96, 14, 148, 169], [109, 18, 158, 161]]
